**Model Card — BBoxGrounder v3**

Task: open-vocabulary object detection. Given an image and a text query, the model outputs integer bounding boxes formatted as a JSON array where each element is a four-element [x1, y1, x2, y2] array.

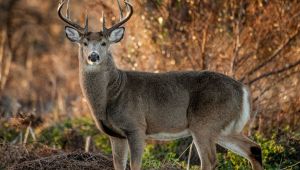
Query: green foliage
[[143, 145, 163, 169], [154, 0, 163, 6], [142, 144, 182, 169], [0, 121, 19, 141], [93, 134, 111, 154], [255, 129, 300, 169], [217, 150, 251, 170], [141, 131, 300, 170], [71, 117, 98, 136], [215, 131, 299, 170], [39, 119, 72, 148], [39, 117, 111, 152], [2, 117, 299, 169]]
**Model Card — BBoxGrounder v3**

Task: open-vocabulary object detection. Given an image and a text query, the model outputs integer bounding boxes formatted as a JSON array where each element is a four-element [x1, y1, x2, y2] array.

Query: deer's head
[[58, 0, 133, 66]]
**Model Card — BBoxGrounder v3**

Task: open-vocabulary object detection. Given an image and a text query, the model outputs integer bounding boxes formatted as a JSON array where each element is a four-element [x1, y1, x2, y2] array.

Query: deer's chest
[[99, 120, 127, 139]]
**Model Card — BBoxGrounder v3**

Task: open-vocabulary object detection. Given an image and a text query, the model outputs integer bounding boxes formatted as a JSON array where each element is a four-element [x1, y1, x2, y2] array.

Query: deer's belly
[[146, 130, 191, 141]]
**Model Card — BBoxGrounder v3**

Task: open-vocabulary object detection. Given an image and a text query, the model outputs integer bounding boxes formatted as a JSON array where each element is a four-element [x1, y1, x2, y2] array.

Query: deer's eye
[[83, 42, 88, 46], [101, 42, 106, 46]]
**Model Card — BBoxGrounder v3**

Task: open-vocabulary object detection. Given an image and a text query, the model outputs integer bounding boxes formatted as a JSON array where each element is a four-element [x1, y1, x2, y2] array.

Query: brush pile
[[0, 143, 120, 170]]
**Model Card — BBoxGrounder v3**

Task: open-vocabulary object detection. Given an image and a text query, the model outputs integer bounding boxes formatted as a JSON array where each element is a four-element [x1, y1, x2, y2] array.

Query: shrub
[[39, 117, 111, 152]]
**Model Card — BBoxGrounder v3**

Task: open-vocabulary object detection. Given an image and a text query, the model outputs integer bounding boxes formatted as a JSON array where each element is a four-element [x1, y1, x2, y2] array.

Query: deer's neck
[[79, 53, 125, 120], [107, 67, 126, 102]]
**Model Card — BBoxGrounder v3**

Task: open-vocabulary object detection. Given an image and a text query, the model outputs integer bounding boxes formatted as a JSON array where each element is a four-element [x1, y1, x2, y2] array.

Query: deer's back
[[124, 70, 243, 95]]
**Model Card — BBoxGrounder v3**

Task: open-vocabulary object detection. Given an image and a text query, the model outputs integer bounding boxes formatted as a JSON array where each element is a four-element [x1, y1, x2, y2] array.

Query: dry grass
[[0, 143, 182, 170], [0, 143, 122, 170]]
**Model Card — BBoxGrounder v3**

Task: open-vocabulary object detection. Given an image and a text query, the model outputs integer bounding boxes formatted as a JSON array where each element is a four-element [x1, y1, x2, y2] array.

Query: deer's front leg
[[110, 136, 129, 170], [127, 130, 146, 170]]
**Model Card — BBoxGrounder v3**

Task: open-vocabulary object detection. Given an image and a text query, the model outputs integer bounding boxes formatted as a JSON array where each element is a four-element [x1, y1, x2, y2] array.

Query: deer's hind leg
[[190, 128, 218, 170], [217, 134, 263, 170]]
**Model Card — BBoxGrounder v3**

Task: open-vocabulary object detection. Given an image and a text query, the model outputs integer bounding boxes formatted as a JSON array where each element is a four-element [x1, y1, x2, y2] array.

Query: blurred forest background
[[0, 0, 299, 169]]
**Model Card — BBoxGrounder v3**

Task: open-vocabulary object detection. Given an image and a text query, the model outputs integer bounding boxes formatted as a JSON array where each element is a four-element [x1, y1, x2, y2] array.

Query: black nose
[[88, 53, 100, 62]]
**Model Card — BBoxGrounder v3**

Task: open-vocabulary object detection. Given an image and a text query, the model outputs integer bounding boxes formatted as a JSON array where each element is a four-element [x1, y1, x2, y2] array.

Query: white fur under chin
[[221, 87, 250, 135], [87, 60, 101, 66]]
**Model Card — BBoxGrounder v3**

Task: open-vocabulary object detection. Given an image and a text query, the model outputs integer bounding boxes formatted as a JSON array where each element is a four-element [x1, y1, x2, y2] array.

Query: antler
[[102, 0, 133, 35], [58, 0, 88, 34]]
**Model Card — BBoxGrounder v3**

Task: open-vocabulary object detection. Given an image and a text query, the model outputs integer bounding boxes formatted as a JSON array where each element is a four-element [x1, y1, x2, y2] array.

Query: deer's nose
[[88, 52, 100, 62]]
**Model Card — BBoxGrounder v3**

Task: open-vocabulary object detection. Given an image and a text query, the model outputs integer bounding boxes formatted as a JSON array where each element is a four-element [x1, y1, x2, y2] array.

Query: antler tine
[[117, 0, 124, 20], [84, 11, 89, 33], [126, 0, 130, 12], [66, 0, 70, 19], [104, 0, 133, 35], [102, 11, 107, 32], [57, 0, 88, 33]]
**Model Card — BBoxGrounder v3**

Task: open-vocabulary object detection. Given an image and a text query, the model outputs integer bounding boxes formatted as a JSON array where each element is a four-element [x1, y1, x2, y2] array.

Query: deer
[[57, 0, 263, 170]]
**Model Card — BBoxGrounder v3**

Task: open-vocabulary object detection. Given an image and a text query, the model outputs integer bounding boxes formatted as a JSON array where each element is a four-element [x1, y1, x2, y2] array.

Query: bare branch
[[231, 1, 244, 77], [236, 51, 255, 68], [240, 28, 300, 82], [248, 59, 300, 85], [198, 12, 212, 70], [200, 23, 208, 70], [85, 136, 92, 152], [235, 32, 261, 69], [0, 30, 5, 80], [186, 55, 196, 70], [253, 70, 299, 103]]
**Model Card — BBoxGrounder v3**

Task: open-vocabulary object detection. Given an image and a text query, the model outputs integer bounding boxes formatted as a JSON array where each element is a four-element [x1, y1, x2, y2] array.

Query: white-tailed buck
[[58, 0, 263, 169]]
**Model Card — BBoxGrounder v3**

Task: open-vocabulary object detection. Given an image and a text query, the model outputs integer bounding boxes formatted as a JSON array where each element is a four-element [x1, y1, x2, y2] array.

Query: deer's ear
[[109, 27, 125, 43], [65, 26, 82, 42]]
